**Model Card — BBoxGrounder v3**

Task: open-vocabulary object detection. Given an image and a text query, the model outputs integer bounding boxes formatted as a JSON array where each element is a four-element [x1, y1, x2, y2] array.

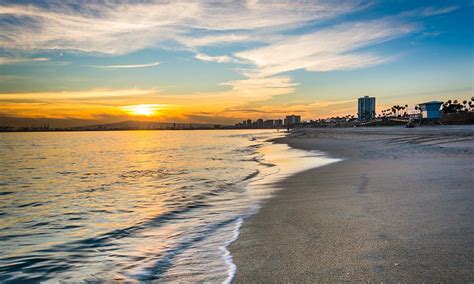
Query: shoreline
[[229, 125, 474, 282]]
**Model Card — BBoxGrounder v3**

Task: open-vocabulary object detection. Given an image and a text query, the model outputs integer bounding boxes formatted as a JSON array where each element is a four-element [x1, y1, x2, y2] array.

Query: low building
[[275, 119, 283, 127], [418, 101, 443, 119]]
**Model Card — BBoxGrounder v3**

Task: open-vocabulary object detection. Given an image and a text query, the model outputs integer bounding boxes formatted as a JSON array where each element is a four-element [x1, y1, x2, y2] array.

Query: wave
[[131, 217, 241, 281]]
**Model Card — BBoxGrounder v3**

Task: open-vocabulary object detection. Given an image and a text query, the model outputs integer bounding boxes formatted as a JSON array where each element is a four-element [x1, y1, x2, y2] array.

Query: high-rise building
[[275, 119, 283, 127], [284, 115, 301, 125], [358, 96, 376, 121]]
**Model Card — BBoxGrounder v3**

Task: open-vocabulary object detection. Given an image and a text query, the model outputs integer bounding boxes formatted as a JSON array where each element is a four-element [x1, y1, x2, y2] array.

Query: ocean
[[0, 130, 339, 282]]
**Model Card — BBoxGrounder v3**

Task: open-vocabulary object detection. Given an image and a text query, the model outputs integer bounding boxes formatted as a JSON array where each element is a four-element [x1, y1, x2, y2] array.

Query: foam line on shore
[[222, 217, 243, 284], [225, 139, 342, 283]]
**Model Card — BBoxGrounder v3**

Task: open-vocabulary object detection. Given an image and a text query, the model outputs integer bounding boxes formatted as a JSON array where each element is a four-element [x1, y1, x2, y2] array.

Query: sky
[[0, 0, 473, 127]]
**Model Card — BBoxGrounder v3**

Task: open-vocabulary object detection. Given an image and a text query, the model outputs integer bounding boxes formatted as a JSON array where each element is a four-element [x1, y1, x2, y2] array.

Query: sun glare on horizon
[[121, 104, 165, 117]]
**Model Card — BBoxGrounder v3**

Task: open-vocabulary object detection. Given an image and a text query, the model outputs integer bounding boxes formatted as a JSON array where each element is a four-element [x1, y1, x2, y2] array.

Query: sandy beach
[[230, 126, 474, 282]]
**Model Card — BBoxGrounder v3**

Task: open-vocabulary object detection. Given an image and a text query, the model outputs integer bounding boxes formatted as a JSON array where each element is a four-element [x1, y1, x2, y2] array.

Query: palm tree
[[394, 105, 403, 117]]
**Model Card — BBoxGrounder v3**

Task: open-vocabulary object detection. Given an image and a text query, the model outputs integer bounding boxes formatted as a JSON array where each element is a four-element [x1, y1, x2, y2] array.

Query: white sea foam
[[222, 217, 243, 284]]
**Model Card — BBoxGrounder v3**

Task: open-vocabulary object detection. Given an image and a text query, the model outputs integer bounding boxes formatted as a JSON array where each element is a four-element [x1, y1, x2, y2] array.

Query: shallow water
[[0, 130, 338, 282]]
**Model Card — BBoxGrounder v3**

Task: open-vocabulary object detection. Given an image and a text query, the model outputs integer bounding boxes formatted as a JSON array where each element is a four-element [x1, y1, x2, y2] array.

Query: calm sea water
[[0, 130, 338, 282]]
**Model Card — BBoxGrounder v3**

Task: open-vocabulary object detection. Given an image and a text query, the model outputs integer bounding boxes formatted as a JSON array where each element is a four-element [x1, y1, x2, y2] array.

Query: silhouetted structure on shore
[[235, 115, 301, 129]]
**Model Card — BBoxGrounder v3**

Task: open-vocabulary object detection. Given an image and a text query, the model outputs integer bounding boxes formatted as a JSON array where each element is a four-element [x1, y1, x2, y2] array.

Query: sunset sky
[[0, 0, 472, 127]]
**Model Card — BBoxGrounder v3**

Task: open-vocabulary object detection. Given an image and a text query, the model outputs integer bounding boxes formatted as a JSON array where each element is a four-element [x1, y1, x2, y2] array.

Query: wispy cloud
[[400, 5, 460, 18], [222, 18, 414, 100], [180, 34, 253, 49], [0, 57, 49, 65], [195, 53, 234, 63], [90, 61, 161, 69], [0, 0, 364, 54], [419, 6, 459, 17], [235, 20, 414, 77]]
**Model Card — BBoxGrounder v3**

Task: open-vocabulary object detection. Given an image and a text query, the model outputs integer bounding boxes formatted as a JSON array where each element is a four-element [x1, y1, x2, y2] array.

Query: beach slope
[[230, 126, 474, 282]]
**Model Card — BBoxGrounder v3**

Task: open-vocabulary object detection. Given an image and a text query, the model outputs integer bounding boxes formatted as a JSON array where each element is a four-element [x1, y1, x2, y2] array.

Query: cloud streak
[[0, 57, 49, 65], [419, 6, 459, 17], [90, 61, 161, 69], [195, 53, 234, 63]]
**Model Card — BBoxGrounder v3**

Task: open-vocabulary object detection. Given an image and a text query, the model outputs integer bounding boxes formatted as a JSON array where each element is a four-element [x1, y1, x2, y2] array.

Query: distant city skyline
[[0, 1, 472, 127], [235, 114, 300, 128]]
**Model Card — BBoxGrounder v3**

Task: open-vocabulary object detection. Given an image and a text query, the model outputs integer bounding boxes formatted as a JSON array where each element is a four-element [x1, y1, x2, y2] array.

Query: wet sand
[[230, 126, 474, 282]]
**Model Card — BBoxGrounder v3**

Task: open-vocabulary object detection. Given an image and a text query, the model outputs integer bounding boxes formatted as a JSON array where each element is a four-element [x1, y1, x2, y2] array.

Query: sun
[[121, 104, 164, 117], [131, 105, 155, 116]]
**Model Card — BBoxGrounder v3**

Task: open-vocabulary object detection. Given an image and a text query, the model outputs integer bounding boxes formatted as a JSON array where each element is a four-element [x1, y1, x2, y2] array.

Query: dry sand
[[230, 125, 474, 282]]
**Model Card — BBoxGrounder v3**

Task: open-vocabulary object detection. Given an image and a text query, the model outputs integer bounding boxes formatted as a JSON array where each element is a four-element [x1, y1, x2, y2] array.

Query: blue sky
[[0, 0, 472, 126]]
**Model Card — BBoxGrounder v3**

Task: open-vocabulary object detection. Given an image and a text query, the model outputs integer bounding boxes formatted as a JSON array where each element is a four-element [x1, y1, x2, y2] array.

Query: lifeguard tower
[[418, 101, 443, 125]]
